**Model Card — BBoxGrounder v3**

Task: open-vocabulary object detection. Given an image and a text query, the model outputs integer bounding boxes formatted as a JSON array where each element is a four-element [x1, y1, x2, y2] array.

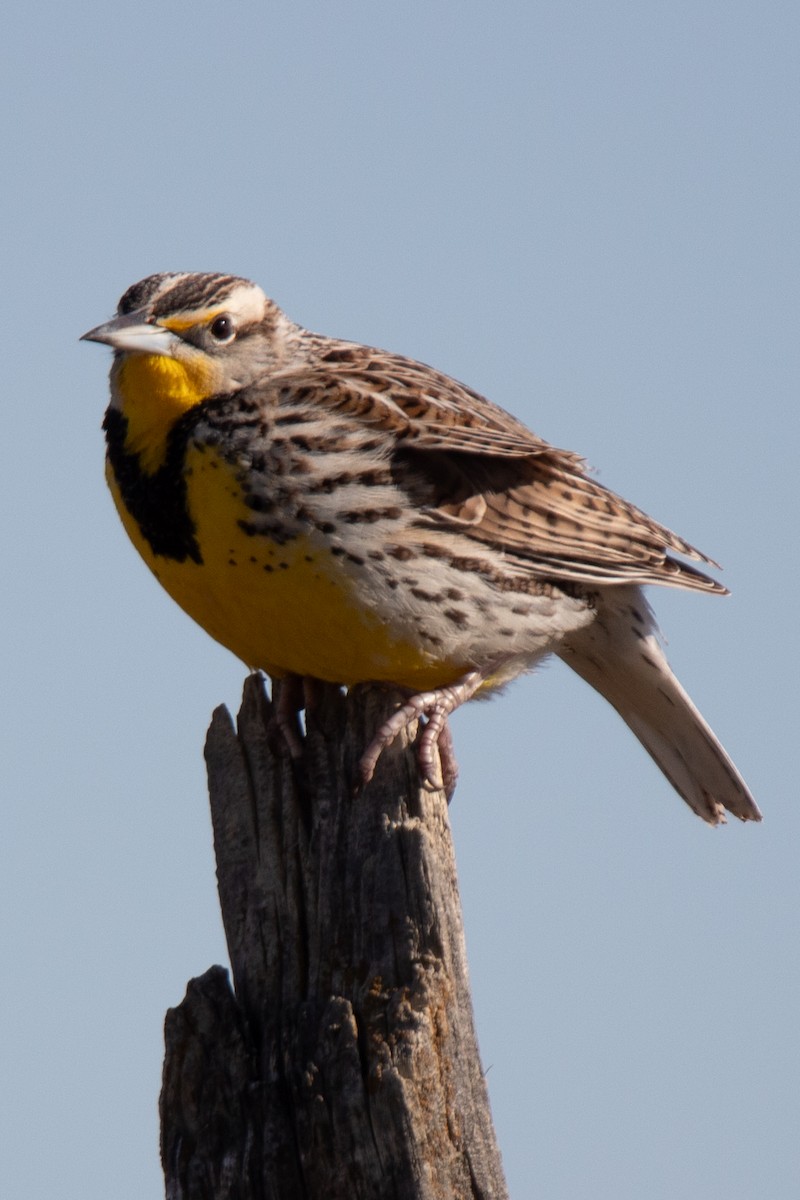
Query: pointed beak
[[80, 310, 178, 356]]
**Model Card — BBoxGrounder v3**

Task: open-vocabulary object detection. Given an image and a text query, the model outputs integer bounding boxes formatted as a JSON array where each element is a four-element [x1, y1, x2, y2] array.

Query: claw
[[271, 671, 479, 800], [359, 671, 483, 794], [435, 719, 459, 801], [272, 674, 305, 759]]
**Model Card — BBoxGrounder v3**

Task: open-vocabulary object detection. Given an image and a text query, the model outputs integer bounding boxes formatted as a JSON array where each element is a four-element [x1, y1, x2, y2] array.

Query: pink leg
[[359, 671, 483, 793]]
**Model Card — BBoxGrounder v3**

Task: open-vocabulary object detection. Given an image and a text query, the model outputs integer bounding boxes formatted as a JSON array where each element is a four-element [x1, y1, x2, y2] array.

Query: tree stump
[[160, 675, 508, 1200]]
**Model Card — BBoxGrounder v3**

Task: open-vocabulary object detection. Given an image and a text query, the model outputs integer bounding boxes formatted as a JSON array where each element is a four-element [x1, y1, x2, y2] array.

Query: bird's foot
[[359, 670, 483, 798], [272, 675, 324, 758]]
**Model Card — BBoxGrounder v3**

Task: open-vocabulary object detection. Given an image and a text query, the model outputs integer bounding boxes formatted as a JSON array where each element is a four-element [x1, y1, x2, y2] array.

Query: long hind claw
[[359, 670, 483, 793], [272, 674, 305, 759], [434, 718, 459, 801]]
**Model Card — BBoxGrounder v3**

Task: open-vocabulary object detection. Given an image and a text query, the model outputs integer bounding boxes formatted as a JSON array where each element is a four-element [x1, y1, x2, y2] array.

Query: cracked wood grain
[[160, 676, 508, 1200]]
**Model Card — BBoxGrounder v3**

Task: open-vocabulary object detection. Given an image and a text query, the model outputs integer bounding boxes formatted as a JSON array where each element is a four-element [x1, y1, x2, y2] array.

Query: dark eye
[[209, 314, 236, 343]]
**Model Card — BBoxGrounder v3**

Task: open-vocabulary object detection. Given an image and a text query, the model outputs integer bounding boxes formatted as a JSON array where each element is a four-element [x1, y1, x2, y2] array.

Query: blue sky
[[3, 3, 798, 1196]]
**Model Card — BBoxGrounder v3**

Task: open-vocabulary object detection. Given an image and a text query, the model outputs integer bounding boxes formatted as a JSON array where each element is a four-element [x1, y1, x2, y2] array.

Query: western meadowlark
[[82, 271, 760, 825]]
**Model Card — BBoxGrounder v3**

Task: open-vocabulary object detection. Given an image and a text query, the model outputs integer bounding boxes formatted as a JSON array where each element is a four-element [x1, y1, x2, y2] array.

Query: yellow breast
[[107, 443, 464, 690]]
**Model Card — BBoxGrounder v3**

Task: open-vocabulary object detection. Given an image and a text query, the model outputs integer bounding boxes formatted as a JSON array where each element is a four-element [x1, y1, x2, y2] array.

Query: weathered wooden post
[[160, 675, 508, 1200]]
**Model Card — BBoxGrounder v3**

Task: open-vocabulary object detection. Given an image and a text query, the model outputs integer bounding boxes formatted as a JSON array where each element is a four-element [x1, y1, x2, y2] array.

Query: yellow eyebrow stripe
[[159, 309, 225, 333]]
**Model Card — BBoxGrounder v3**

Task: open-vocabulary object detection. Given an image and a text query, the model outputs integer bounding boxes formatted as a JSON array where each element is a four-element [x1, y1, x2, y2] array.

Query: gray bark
[[160, 675, 508, 1200]]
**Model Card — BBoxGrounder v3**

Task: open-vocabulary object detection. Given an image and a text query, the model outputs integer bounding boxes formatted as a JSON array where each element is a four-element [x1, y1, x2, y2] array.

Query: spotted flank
[[83, 272, 760, 825]]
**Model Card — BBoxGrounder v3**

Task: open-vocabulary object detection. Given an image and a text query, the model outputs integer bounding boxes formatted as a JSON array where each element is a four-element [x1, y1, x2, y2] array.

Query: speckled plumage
[[83, 272, 760, 825]]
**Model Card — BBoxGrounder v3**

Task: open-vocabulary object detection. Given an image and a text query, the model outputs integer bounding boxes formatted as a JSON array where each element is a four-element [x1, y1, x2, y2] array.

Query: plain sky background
[[3, 3, 798, 1197]]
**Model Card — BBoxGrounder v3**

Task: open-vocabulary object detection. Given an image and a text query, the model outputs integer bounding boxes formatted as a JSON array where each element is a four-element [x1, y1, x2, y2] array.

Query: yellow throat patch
[[114, 352, 219, 473]]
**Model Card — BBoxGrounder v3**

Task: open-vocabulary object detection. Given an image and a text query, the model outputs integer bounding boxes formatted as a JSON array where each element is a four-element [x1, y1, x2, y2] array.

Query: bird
[[82, 271, 760, 826]]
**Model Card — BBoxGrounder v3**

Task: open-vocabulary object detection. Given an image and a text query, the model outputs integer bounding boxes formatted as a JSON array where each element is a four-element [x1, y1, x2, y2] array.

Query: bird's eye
[[209, 315, 236, 343]]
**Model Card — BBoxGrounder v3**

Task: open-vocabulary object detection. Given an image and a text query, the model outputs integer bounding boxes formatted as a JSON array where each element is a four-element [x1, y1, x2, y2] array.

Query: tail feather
[[556, 589, 761, 825]]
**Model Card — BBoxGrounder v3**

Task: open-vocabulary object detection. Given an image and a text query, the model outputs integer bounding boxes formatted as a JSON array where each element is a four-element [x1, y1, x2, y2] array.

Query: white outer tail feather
[[557, 588, 760, 825]]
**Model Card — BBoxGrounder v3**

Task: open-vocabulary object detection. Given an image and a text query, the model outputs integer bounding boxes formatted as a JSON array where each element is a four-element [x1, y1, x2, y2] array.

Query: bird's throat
[[113, 353, 217, 473]]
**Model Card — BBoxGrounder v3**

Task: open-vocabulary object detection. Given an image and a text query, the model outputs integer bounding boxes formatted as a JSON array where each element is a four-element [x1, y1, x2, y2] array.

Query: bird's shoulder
[[234, 338, 585, 465], [223, 338, 724, 593]]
